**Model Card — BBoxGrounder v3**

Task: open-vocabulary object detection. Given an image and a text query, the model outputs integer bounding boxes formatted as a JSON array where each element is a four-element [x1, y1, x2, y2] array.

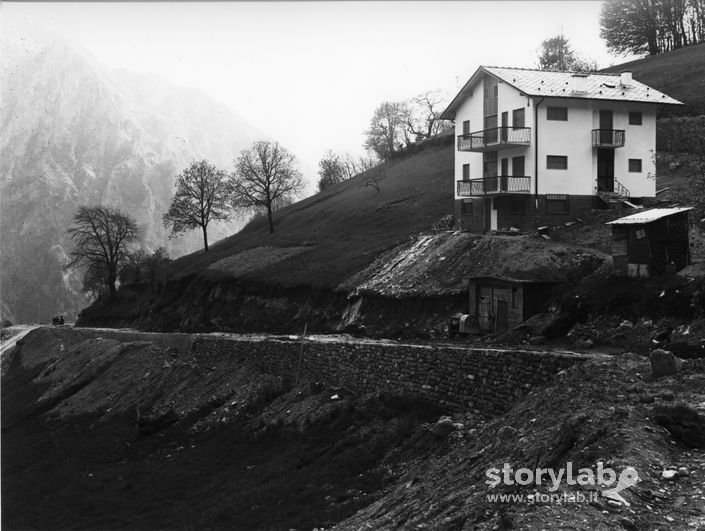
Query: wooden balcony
[[592, 129, 625, 148], [457, 176, 532, 197], [457, 127, 531, 152]]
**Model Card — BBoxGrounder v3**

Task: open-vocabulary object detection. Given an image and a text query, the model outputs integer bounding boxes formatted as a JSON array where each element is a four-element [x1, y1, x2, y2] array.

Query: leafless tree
[[364, 163, 387, 194], [67, 206, 139, 298], [231, 140, 304, 234], [402, 90, 452, 141], [162, 160, 232, 252], [364, 101, 409, 160]]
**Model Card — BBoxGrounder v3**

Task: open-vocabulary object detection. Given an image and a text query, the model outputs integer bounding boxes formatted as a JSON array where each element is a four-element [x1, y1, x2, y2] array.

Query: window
[[512, 108, 525, 128], [546, 194, 569, 214], [547, 106, 568, 121], [462, 120, 470, 136], [629, 158, 642, 172], [461, 200, 473, 216], [462, 163, 470, 181], [511, 287, 518, 309], [628, 112, 642, 125], [547, 155, 568, 170], [512, 156, 525, 176]]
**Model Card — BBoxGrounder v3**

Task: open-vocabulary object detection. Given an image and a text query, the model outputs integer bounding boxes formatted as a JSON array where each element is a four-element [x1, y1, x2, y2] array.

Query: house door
[[495, 299, 509, 332], [599, 110, 613, 145], [500, 158, 509, 191], [597, 148, 614, 192], [501, 112, 508, 142]]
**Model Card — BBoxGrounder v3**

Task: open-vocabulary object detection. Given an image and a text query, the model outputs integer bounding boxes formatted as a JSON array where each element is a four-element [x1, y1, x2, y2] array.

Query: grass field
[[167, 136, 455, 289], [601, 42, 705, 116]]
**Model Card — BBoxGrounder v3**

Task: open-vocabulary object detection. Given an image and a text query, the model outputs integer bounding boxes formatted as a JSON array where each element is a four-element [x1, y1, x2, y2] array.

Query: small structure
[[468, 276, 560, 334], [607, 207, 692, 277]]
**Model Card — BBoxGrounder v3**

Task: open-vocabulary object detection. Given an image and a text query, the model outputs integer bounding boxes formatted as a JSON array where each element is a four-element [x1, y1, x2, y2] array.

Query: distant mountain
[[0, 37, 264, 323], [601, 43, 705, 116]]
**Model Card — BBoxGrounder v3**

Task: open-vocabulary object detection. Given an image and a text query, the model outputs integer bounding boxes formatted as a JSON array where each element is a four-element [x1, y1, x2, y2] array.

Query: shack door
[[495, 299, 509, 332]]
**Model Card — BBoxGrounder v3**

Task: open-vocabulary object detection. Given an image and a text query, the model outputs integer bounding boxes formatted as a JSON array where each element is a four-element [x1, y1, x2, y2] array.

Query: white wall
[[536, 98, 594, 195], [612, 103, 657, 197]]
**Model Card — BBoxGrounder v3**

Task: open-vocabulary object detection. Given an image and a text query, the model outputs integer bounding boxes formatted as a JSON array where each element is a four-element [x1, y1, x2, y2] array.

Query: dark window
[[628, 158, 642, 172], [462, 163, 470, 180], [462, 120, 470, 135], [511, 287, 518, 309], [547, 106, 568, 121], [461, 200, 473, 216], [628, 112, 642, 125], [512, 108, 525, 128], [510, 197, 526, 214], [547, 155, 568, 170], [512, 156, 525, 176], [546, 194, 569, 214]]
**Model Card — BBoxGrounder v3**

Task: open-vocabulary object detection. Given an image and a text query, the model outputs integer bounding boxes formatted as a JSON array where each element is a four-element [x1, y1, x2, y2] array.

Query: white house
[[440, 66, 683, 233]]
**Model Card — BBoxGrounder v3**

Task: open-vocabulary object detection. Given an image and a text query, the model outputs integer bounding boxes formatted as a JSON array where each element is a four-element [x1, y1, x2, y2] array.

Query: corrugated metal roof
[[441, 65, 683, 119], [484, 66, 683, 105], [606, 207, 693, 225]]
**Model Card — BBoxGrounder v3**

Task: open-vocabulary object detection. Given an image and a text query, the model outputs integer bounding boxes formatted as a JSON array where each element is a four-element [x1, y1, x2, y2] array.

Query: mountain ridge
[[1, 36, 264, 322]]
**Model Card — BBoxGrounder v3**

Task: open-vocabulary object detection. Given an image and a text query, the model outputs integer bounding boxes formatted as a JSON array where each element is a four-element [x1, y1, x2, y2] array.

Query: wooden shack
[[468, 276, 560, 334], [606, 207, 692, 277]]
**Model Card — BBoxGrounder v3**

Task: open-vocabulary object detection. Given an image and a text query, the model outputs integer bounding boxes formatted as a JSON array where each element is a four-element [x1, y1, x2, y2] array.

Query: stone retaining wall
[[193, 336, 589, 416]]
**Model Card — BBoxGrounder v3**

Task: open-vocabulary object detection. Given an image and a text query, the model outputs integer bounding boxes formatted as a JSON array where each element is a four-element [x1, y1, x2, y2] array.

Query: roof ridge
[[483, 65, 622, 77]]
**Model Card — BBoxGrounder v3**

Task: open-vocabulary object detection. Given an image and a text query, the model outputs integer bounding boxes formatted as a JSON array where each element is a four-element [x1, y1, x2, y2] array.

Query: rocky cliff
[[0, 36, 262, 322]]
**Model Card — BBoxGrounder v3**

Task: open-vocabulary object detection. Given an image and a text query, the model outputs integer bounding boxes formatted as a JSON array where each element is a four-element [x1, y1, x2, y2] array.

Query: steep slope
[[0, 37, 263, 322], [601, 43, 705, 115]]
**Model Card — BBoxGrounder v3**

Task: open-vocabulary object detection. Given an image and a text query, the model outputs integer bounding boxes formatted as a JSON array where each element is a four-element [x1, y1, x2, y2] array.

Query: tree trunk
[[267, 204, 275, 234], [108, 275, 116, 298], [202, 225, 209, 252]]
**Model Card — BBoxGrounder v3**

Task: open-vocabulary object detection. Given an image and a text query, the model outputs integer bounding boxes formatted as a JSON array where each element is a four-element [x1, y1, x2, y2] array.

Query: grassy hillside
[[601, 43, 705, 115], [168, 137, 455, 289]]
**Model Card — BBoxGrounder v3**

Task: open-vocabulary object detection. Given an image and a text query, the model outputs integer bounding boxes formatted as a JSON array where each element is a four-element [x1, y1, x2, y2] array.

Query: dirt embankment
[[77, 233, 607, 338], [4, 327, 705, 530], [1, 327, 444, 530]]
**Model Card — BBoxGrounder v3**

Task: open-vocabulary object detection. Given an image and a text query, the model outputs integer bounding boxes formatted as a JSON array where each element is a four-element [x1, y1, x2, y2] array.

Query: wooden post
[[295, 323, 307, 385]]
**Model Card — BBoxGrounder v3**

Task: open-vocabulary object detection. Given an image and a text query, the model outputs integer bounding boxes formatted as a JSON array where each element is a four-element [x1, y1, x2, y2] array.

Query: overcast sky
[[5, 1, 639, 174]]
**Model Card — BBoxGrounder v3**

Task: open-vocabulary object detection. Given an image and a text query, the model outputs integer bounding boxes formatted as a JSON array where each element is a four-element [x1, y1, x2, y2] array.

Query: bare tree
[[67, 206, 139, 298], [162, 160, 232, 252], [231, 140, 304, 234], [364, 101, 409, 160], [364, 163, 387, 193], [402, 90, 452, 141]]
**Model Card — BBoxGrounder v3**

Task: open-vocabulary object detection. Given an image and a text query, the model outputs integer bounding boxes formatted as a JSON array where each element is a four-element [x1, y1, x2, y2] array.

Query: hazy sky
[[5, 1, 638, 175]]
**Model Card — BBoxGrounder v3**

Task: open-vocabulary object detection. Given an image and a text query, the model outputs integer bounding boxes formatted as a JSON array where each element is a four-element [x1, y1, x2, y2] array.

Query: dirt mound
[[339, 354, 705, 530], [341, 233, 606, 298]]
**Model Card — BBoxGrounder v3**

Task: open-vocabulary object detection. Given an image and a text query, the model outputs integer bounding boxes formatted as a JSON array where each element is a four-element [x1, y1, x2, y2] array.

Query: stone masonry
[[193, 335, 588, 416]]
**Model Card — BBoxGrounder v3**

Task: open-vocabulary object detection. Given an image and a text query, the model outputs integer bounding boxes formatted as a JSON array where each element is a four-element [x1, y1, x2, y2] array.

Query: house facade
[[440, 67, 683, 233]]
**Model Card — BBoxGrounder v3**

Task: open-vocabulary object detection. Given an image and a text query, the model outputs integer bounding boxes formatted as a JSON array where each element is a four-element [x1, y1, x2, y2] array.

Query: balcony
[[592, 129, 625, 148], [457, 176, 532, 197], [457, 127, 531, 152]]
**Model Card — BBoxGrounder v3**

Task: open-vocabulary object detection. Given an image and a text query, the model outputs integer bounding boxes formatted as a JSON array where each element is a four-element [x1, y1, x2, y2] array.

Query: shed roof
[[468, 276, 562, 285], [441, 66, 683, 120], [606, 207, 693, 225]]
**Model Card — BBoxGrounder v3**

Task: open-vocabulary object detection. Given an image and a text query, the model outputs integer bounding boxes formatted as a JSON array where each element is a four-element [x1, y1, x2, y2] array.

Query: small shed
[[606, 207, 692, 277], [468, 276, 561, 334]]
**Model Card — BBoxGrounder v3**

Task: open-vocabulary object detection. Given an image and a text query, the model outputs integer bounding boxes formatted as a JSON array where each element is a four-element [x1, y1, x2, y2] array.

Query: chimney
[[570, 73, 588, 93], [620, 71, 633, 86]]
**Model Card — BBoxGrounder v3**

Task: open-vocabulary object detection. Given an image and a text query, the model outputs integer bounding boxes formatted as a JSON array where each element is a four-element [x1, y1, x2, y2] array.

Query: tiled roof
[[441, 65, 683, 119], [484, 66, 683, 105], [606, 207, 693, 225]]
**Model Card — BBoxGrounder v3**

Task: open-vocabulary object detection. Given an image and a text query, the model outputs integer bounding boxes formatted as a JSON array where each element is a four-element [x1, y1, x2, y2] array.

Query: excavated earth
[[3, 326, 705, 530]]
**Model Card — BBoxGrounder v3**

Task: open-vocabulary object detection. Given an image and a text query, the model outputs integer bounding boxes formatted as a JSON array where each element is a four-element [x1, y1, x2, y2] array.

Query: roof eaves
[[440, 66, 488, 120]]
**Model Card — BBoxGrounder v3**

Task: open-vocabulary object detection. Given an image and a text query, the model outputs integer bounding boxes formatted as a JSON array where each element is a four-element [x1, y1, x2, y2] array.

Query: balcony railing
[[457, 176, 532, 196], [457, 127, 531, 152], [592, 129, 625, 148]]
